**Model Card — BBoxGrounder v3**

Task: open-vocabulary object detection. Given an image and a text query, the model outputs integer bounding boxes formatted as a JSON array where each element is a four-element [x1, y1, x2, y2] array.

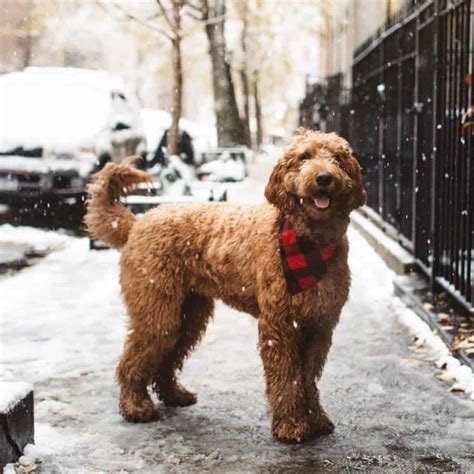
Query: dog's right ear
[[264, 157, 289, 212]]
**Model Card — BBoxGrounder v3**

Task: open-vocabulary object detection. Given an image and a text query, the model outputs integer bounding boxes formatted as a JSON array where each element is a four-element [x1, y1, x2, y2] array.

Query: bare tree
[[189, 0, 246, 147], [252, 71, 263, 149], [236, 0, 251, 148], [101, 0, 185, 156]]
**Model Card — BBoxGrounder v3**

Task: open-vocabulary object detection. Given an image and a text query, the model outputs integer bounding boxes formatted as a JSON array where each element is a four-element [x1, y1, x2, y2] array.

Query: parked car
[[197, 148, 250, 182], [0, 67, 146, 211], [141, 108, 215, 167], [136, 155, 227, 201]]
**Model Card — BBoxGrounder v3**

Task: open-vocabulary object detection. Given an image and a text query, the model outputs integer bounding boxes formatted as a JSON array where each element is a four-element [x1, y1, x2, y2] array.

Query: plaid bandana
[[279, 217, 336, 294]]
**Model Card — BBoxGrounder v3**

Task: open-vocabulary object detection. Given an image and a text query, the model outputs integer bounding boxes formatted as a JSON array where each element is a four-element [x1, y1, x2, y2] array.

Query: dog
[[85, 129, 366, 443]]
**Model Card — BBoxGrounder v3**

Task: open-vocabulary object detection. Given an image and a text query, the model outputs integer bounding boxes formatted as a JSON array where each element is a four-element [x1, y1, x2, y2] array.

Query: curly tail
[[84, 156, 151, 249]]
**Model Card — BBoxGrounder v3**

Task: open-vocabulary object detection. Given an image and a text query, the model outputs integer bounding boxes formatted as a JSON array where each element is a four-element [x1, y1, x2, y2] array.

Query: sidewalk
[[1, 154, 473, 473]]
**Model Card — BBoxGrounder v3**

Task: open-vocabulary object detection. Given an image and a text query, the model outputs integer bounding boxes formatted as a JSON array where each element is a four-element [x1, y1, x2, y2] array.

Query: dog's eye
[[300, 152, 312, 161], [332, 154, 342, 162]]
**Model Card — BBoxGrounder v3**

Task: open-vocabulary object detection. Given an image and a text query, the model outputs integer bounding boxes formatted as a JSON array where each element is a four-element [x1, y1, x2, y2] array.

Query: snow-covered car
[[141, 108, 215, 166], [197, 148, 249, 182], [146, 155, 195, 198], [0, 67, 146, 208], [136, 155, 227, 201]]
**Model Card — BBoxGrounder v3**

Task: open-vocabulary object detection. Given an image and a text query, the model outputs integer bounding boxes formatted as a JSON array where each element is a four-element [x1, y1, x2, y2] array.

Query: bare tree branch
[[155, 0, 176, 33], [182, 8, 203, 21], [101, 0, 176, 41], [184, 1, 204, 17]]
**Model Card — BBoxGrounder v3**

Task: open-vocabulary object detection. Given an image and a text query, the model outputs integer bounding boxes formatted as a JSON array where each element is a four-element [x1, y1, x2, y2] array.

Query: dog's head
[[265, 129, 366, 221]]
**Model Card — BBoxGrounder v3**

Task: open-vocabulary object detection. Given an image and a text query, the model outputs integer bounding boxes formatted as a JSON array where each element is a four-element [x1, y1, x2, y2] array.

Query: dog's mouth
[[313, 191, 331, 210]]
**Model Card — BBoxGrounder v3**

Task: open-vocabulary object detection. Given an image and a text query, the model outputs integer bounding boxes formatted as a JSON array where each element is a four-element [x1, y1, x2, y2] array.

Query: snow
[[198, 155, 246, 182], [0, 381, 33, 413], [0, 70, 112, 152], [0, 67, 142, 157], [0, 236, 122, 384], [351, 209, 415, 271], [0, 155, 95, 179], [0, 224, 69, 254]]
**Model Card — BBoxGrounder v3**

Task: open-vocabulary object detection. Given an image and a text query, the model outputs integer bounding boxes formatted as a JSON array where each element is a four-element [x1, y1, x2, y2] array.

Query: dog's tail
[[84, 156, 151, 249]]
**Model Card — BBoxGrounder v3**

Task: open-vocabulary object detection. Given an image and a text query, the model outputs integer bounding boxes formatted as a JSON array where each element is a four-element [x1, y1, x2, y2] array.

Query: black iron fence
[[298, 0, 473, 310], [299, 73, 350, 137], [351, 0, 473, 310]]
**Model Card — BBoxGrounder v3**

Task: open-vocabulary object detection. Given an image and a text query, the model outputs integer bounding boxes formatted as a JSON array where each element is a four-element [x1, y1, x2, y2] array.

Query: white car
[[0, 67, 146, 208], [197, 148, 250, 182]]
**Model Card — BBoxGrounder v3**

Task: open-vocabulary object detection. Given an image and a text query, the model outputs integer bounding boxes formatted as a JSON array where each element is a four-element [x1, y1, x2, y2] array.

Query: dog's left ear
[[346, 154, 367, 211]]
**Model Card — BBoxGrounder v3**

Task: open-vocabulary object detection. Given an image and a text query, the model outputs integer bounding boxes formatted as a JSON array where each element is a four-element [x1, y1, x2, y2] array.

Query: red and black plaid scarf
[[279, 217, 336, 294]]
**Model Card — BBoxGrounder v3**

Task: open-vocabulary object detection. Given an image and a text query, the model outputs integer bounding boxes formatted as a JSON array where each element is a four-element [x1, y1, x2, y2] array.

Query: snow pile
[[0, 224, 69, 254], [0, 236, 122, 384], [392, 297, 474, 400], [198, 155, 246, 182], [0, 381, 33, 414]]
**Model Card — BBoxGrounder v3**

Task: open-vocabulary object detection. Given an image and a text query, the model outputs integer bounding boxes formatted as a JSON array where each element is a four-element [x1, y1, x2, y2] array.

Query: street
[[1, 156, 473, 473]]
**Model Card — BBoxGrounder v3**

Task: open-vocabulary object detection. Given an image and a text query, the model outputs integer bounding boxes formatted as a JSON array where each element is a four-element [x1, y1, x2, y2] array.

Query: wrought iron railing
[[351, 0, 473, 310]]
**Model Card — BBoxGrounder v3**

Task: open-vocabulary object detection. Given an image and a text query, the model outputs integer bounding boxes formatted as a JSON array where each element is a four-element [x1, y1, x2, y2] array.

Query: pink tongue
[[314, 196, 330, 209]]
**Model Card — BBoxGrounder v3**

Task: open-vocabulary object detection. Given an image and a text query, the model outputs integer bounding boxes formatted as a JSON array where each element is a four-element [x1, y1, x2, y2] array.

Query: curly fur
[[85, 129, 366, 443]]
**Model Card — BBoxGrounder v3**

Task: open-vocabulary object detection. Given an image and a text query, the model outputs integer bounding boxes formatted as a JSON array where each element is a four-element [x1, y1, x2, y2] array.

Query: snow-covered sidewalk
[[1, 154, 473, 472]]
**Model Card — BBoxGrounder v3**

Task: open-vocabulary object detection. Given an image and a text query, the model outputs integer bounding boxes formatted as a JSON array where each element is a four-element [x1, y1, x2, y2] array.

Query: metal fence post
[[430, 0, 441, 291]]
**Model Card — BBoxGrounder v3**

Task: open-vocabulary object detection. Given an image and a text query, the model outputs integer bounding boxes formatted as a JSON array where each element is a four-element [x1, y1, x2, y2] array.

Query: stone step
[[0, 382, 34, 469]]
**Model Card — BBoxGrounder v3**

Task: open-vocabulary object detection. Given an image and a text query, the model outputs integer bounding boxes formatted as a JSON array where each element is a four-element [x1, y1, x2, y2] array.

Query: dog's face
[[265, 129, 367, 221]]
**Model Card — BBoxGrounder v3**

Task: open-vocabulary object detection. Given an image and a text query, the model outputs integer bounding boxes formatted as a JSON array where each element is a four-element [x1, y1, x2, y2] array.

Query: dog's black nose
[[316, 172, 332, 186]]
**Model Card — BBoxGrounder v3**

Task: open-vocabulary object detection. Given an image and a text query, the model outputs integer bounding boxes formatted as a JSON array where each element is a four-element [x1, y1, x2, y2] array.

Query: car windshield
[[0, 79, 111, 153]]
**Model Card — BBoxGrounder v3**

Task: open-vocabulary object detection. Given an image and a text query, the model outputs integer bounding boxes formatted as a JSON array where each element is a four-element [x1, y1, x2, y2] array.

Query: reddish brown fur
[[85, 129, 366, 443]]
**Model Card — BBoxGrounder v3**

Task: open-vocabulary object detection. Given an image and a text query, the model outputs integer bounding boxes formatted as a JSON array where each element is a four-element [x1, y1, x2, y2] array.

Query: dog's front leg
[[258, 317, 312, 443], [303, 328, 335, 435]]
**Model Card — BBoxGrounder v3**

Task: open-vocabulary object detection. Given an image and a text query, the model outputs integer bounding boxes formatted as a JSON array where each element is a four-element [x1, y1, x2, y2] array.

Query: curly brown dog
[[85, 129, 366, 443]]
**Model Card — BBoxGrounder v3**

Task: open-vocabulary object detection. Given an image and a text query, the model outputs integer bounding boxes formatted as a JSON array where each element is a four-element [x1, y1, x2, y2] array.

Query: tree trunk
[[239, 2, 251, 148], [253, 73, 263, 149], [240, 68, 251, 147], [168, 3, 183, 157], [203, 0, 246, 147], [22, 34, 33, 69]]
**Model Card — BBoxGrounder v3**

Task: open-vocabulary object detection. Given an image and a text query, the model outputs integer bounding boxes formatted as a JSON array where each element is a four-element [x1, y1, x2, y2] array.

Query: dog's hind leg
[[153, 292, 214, 407], [116, 292, 183, 423]]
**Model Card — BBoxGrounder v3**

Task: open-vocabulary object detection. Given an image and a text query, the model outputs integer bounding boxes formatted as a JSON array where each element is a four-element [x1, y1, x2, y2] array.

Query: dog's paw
[[119, 395, 160, 423], [161, 385, 197, 407], [309, 409, 335, 435], [272, 417, 312, 444]]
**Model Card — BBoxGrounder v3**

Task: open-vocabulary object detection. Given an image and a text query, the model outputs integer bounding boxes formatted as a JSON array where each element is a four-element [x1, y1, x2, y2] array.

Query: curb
[[350, 209, 415, 274], [394, 275, 473, 369]]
